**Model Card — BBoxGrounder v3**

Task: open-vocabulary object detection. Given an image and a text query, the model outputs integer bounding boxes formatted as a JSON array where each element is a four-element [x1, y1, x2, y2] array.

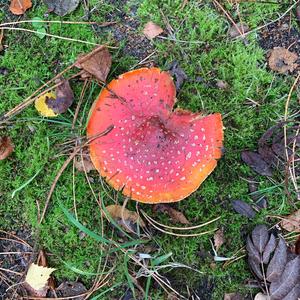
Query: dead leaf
[[241, 151, 273, 177], [295, 236, 300, 255], [43, 0, 80, 16], [254, 293, 269, 300], [74, 150, 95, 173], [153, 204, 190, 224], [167, 60, 188, 91], [47, 79, 74, 114], [268, 47, 298, 74], [232, 199, 256, 219], [24, 263, 56, 297], [0, 136, 14, 160], [75, 46, 112, 82], [35, 79, 74, 117], [214, 229, 225, 252], [224, 293, 243, 300], [216, 80, 229, 90], [9, 0, 32, 15], [281, 210, 300, 233], [56, 281, 87, 300], [228, 23, 249, 38], [143, 21, 163, 40], [104, 205, 145, 232]]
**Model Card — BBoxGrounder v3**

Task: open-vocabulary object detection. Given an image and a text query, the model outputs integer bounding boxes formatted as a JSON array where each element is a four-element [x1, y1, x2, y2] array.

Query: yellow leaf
[[25, 263, 56, 290], [35, 92, 57, 117]]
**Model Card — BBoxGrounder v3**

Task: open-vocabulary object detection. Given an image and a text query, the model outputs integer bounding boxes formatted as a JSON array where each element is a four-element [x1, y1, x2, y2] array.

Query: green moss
[[0, 1, 297, 299]]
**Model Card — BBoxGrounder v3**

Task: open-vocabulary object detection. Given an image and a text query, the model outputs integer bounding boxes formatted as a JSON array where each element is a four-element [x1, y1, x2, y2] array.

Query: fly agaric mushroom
[[87, 68, 223, 203]]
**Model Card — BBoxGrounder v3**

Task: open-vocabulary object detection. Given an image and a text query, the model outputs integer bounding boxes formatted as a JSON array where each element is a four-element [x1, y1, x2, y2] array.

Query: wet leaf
[[75, 46, 112, 82], [248, 257, 263, 279], [43, 0, 80, 16], [270, 256, 300, 299], [232, 199, 256, 218], [167, 60, 188, 91], [266, 238, 287, 282], [47, 79, 74, 114], [24, 263, 56, 297], [153, 204, 190, 224], [241, 151, 273, 176], [262, 233, 276, 264], [35, 80, 74, 117], [0, 136, 14, 161], [252, 225, 269, 253], [214, 229, 225, 252], [246, 236, 260, 264], [282, 283, 300, 300], [143, 21, 163, 39], [56, 281, 87, 300], [280, 210, 300, 233], [268, 47, 298, 74], [104, 205, 145, 232], [9, 0, 32, 15], [228, 23, 249, 38]]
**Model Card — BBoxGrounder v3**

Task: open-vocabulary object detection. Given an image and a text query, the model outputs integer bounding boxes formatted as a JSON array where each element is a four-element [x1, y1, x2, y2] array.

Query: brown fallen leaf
[[153, 204, 190, 225], [280, 210, 300, 233], [268, 47, 298, 74], [75, 46, 112, 82], [214, 228, 225, 252], [143, 21, 163, 40], [104, 205, 145, 232], [9, 0, 32, 15], [74, 150, 95, 173], [0, 136, 14, 160]]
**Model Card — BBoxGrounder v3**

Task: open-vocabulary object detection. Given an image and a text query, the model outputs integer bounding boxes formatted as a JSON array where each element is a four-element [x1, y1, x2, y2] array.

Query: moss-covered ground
[[0, 1, 299, 299]]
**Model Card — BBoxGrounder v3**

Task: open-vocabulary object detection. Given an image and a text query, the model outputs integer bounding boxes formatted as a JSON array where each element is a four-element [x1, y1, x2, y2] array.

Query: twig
[[39, 125, 114, 224], [234, 0, 300, 39], [0, 20, 116, 27]]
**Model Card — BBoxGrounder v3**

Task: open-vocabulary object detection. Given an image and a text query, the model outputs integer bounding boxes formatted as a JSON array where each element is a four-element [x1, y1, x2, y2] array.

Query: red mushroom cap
[[87, 68, 223, 203]]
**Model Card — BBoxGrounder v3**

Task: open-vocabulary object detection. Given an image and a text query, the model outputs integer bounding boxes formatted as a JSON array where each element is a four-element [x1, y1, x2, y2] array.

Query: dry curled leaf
[[143, 21, 163, 40], [232, 199, 256, 219], [268, 47, 298, 74], [104, 205, 145, 232], [9, 0, 32, 15], [75, 46, 112, 82], [24, 263, 56, 297], [280, 210, 300, 233], [241, 151, 273, 177], [224, 293, 243, 300], [214, 229, 225, 252], [0, 136, 14, 161], [43, 0, 80, 16], [153, 204, 190, 224]]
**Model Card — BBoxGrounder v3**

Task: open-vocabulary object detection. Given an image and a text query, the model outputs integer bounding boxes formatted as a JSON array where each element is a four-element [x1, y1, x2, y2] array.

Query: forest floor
[[0, 1, 299, 299]]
